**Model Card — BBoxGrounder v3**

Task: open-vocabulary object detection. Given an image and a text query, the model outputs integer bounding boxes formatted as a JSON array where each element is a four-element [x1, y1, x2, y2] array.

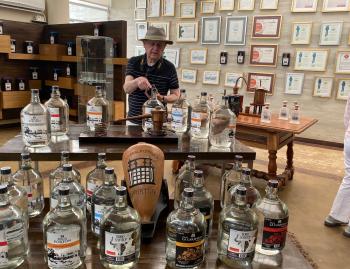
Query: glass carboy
[[191, 92, 211, 139], [142, 86, 165, 132], [86, 86, 109, 132], [171, 89, 189, 133]]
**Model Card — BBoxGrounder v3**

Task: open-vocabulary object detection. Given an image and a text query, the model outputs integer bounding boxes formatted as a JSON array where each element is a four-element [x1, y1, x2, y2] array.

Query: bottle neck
[[266, 186, 278, 200], [62, 171, 73, 182], [200, 95, 207, 104], [180, 195, 194, 211], [151, 88, 158, 100], [96, 88, 103, 98], [193, 175, 204, 189], [233, 193, 247, 208], [180, 92, 186, 100], [115, 193, 127, 210], [241, 174, 252, 185], [60, 156, 69, 166], [51, 88, 60, 98], [97, 158, 107, 169], [31, 91, 40, 103], [21, 159, 32, 170], [235, 161, 242, 171], [58, 194, 72, 209], [104, 173, 115, 185], [0, 192, 9, 207], [188, 159, 196, 172]]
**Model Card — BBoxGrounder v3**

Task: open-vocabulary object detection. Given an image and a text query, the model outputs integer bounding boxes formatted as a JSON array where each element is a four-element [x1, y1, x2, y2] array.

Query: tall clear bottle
[[290, 104, 301, 124], [255, 180, 288, 266], [220, 155, 243, 208], [100, 186, 141, 268], [49, 151, 81, 191], [217, 186, 258, 268], [91, 167, 118, 237], [278, 101, 289, 121], [0, 184, 28, 269], [12, 153, 44, 218], [21, 89, 51, 147], [86, 86, 109, 132], [86, 153, 108, 213], [261, 103, 272, 123], [171, 89, 189, 133], [166, 188, 206, 269], [44, 85, 69, 136], [209, 96, 236, 148], [174, 155, 196, 209], [192, 170, 214, 250], [43, 185, 86, 269], [191, 92, 211, 139], [142, 86, 165, 132]]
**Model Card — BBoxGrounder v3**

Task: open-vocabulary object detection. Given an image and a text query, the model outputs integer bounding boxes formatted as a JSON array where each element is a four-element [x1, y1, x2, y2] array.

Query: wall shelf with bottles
[[45, 77, 76, 90], [0, 91, 31, 109]]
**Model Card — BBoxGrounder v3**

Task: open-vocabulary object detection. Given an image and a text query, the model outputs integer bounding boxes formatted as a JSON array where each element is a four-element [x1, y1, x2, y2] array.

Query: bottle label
[[198, 206, 211, 237], [53, 73, 58, 81], [48, 107, 61, 131], [104, 231, 136, 265], [94, 28, 99, 36], [50, 36, 55, 44], [10, 44, 15, 53], [87, 105, 103, 128], [93, 204, 112, 234], [175, 231, 204, 268], [191, 112, 202, 133], [67, 47, 72, 55], [262, 217, 288, 250], [19, 82, 25, 90], [227, 229, 257, 260], [171, 108, 185, 129], [66, 67, 71, 76], [6, 222, 24, 242], [23, 114, 49, 143], [5, 82, 11, 91], [0, 229, 8, 265], [32, 72, 38, 80], [144, 107, 153, 129], [27, 46, 33, 54], [24, 184, 42, 214], [47, 227, 81, 268]]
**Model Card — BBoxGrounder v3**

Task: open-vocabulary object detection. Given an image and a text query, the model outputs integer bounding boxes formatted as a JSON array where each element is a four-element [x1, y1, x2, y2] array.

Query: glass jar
[[24, 41, 34, 54], [10, 39, 16, 53], [49, 31, 58, 44]]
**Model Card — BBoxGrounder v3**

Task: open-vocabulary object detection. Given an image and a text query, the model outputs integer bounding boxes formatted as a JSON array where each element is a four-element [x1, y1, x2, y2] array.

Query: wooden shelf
[[8, 53, 40, 60], [45, 77, 76, 90], [59, 55, 78, 62], [0, 91, 31, 109]]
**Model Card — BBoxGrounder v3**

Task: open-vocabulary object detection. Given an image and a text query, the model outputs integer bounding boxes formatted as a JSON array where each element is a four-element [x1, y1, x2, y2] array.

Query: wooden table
[[236, 114, 318, 183]]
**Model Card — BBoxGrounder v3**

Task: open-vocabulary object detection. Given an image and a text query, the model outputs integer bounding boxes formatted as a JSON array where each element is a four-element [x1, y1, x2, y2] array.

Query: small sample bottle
[[279, 101, 289, 120], [53, 69, 58, 81], [3, 78, 12, 91], [67, 42, 74, 56], [49, 31, 58, 44], [220, 51, 228, 64], [0, 22, 3, 35], [86, 86, 110, 132], [25, 41, 33, 54], [290, 104, 301, 124], [18, 78, 25, 91], [237, 51, 245, 64], [31, 67, 38, 80], [261, 103, 272, 123], [10, 39, 16, 53], [66, 64, 71, 76]]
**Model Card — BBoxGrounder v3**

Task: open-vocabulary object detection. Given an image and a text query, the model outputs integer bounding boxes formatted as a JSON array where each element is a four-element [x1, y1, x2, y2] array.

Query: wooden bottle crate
[[0, 91, 31, 109]]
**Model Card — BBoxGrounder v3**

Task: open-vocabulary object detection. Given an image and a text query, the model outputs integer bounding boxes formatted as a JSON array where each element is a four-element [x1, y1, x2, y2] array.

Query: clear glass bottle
[[0, 184, 28, 269], [86, 85, 110, 132], [261, 103, 272, 123], [209, 96, 236, 148], [91, 167, 118, 237], [192, 170, 214, 250], [228, 168, 261, 209], [278, 101, 289, 121], [290, 104, 301, 124], [171, 89, 189, 133], [255, 180, 288, 262], [100, 186, 141, 268], [217, 186, 258, 268], [43, 185, 86, 269], [21, 89, 51, 147], [166, 188, 205, 269], [50, 164, 86, 216], [86, 153, 108, 213], [49, 151, 81, 192], [12, 152, 44, 218], [44, 85, 69, 136], [142, 86, 165, 132], [174, 155, 196, 209], [191, 92, 211, 139], [220, 155, 243, 208]]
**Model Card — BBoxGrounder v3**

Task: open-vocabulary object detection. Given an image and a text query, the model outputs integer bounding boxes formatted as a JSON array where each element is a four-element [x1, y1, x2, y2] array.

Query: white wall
[[46, 0, 69, 24], [0, 7, 36, 22]]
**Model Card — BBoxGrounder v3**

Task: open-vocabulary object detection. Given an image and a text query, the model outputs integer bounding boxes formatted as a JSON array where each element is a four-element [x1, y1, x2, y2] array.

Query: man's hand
[[137, 77, 152, 91]]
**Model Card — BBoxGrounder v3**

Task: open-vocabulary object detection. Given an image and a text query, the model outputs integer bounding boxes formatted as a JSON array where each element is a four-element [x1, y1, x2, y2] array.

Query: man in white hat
[[123, 26, 180, 125]]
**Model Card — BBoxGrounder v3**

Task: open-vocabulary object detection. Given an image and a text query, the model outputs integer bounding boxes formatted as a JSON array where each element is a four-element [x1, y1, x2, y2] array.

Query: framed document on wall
[[285, 73, 305, 95], [203, 70, 220, 85], [181, 69, 197, 83], [201, 16, 221, 44], [247, 72, 275, 94], [219, 0, 235, 10], [176, 22, 198, 42], [291, 22, 313, 44], [335, 51, 350, 74], [225, 16, 248, 45], [225, 72, 244, 87], [163, 48, 180, 68], [238, 0, 255, 10], [179, 2, 196, 18], [319, 22, 343, 45], [323, 0, 350, 12], [162, 0, 175, 16], [291, 0, 318, 12], [190, 49, 208, 64], [260, 0, 279, 9], [148, 21, 170, 40], [135, 22, 148, 40], [252, 15, 282, 39], [147, 0, 160, 17], [313, 76, 334, 97], [201, 1, 216, 13], [336, 79, 350, 100], [136, 0, 147, 8], [250, 44, 279, 67], [294, 49, 329, 72]]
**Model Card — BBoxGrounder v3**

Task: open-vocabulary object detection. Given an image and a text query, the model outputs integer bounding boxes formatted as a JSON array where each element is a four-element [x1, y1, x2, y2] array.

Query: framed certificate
[[260, 0, 279, 9], [337, 79, 350, 100], [291, 0, 318, 12], [285, 73, 305, 95], [181, 69, 197, 84], [291, 22, 313, 44], [135, 22, 148, 40], [201, 1, 216, 13], [203, 70, 220, 85], [179, 2, 196, 18], [323, 0, 350, 12], [335, 51, 350, 74], [247, 72, 275, 95], [225, 72, 244, 87], [294, 49, 329, 72], [190, 49, 208, 64], [238, 0, 255, 10], [319, 22, 343, 45], [163, 48, 180, 68], [135, 46, 146, 56], [219, 0, 235, 10], [250, 44, 279, 67], [225, 16, 247, 45], [147, 0, 160, 17], [313, 76, 333, 97], [134, 8, 147, 20], [148, 21, 170, 40], [162, 0, 175, 16], [201, 16, 221, 45], [176, 22, 198, 42], [252, 15, 282, 39], [136, 0, 147, 8]]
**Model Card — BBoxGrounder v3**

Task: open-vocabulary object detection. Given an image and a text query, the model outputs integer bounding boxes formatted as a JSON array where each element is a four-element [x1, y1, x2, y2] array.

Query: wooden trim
[[295, 137, 343, 149]]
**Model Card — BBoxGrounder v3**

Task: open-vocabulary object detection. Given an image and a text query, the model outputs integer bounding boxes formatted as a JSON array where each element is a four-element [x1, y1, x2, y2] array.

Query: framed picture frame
[[201, 1, 216, 14], [134, 9, 147, 20], [147, 0, 160, 17], [285, 73, 305, 95], [250, 44, 279, 67], [136, 0, 147, 8], [163, 48, 180, 68], [162, 0, 175, 16], [313, 76, 333, 97], [260, 0, 279, 9], [135, 46, 146, 56], [203, 70, 220, 85], [176, 22, 198, 42], [335, 51, 350, 74], [218, 0, 235, 10], [201, 16, 221, 45], [179, 2, 196, 18], [181, 69, 197, 84], [225, 16, 248, 45], [237, 0, 255, 10], [225, 72, 244, 87], [294, 49, 329, 72], [336, 79, 350, 100], [190, 49, 208, 64], [323, 0, 350, 12], [252, 15, 282, 39], [291, 0, 318, 12], [319, 22, 343, 46], [135, 22, 148, 40], [148, 21, 170, 40], [291, 22, 313, 45], [247, 72, 275, 95]]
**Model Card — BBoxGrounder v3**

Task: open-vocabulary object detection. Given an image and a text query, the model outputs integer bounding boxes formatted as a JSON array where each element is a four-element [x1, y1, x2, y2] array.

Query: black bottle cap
[[188, 155, 196, 161], [183, 188, 194, 197], [21, 152, 30, 160], [58, 185, 70, 196], [61, 151, 69, 157], [236, 185, 246, 195], [242, 168, 251, 175], [201, 92, 207, 96], [105, 167, 114, 175], [63, 164, 72, 172], [0, 167, 11, 175], [268, 180, 279, 188], [0, 184, 8, 194], [31, 89, 39, 94], [235, 155, 243, 161], [98, 153, 106, 158], [116, 186, 126, 195], [194, 170, 203, 177]]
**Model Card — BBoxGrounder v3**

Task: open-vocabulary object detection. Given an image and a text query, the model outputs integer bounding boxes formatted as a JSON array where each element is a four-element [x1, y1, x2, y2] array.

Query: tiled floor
[[0, 126, 348, 269]]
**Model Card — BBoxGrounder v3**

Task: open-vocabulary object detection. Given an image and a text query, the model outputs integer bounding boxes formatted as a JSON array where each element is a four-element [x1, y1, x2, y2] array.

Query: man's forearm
[[123, 79, 139, 94], [165, 93, 180, 103]]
